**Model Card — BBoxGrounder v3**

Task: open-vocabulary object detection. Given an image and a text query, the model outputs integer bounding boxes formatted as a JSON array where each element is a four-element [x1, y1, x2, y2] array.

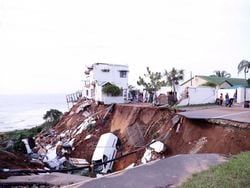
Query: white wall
[[178, 87, 216, 106], [94, 84, 125, 104], [102, 95, 124, 104], [238, 88, 244, 103], [95, 85, 103, 102], [181, 77, 208, 88], [156, 86, 172, 96], [93, 63, 128, 89], [247, 88, 250, 101]]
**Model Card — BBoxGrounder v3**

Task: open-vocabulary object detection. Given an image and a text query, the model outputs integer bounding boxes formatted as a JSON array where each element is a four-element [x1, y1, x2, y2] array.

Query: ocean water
[[0, 94, 68, 132]]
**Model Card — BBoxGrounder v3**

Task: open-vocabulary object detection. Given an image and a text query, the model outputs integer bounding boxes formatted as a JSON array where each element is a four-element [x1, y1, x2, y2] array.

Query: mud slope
[[166, 118, 250, 156], [67, 103, 175, 168], [109, 105, 174, 171], [54, 101, 250, 172]]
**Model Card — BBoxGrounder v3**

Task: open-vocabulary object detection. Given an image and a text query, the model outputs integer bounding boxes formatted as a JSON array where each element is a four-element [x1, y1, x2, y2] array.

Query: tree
[[102, 83, 122, 96], [137, 67, 166, 102], [43, 109, 63, 123], [238, 60, 250, 79], [164, 68, 184, 101], [211, 70, 231, 78]]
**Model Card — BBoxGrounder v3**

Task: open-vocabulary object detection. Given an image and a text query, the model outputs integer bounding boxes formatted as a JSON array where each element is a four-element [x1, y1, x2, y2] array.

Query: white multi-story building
[[83, 63, 129, 104]]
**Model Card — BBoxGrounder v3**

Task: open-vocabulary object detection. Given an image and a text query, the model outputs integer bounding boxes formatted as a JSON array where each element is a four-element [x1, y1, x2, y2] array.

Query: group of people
[[218, 92, 237, 107]]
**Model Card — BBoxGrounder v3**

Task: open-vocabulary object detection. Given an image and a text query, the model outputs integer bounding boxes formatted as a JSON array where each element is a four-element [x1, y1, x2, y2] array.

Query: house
[[181, 75, 248, 89], [180, 75, 250, 104], [83, 63, 129, 104]]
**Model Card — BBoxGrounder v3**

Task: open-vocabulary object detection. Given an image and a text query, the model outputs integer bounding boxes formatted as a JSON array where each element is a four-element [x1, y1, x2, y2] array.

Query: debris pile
[[28, 99, 113, 172]]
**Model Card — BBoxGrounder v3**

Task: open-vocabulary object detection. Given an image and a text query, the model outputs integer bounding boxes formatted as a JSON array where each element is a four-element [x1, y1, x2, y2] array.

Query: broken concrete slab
[[149, 141, 165, 153], [0, 173, 91, 187], [177, 107, 250, 123], [171, 115, 181, 126]]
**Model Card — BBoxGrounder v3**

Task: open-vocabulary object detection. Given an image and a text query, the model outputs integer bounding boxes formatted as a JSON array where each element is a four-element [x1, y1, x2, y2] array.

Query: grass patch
[[0, 121, 55, 147], [0, 121, 57, 152], [181, 152, 250, 188]]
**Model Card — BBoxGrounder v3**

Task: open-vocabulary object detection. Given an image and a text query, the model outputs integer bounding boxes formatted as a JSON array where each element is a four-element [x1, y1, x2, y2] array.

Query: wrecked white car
[[91, 132, 119, 174]]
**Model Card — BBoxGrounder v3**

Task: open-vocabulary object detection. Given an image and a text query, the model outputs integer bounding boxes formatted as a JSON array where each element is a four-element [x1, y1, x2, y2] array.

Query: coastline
[[0, 93, 67, 132]]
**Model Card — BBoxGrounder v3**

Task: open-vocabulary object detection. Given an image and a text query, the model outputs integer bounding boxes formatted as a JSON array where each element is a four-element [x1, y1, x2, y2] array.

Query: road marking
[[213, 111, 250, 119]]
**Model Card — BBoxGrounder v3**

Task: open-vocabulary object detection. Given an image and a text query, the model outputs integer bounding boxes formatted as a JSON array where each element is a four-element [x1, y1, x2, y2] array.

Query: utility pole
[[190, 72, 193, 86], [244, 67, 248, 107]]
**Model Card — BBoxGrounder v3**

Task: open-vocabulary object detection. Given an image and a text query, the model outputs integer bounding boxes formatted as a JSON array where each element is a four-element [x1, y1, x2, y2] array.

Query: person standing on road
[[225, 93, 229, 107], [219, 93, 224, 105]]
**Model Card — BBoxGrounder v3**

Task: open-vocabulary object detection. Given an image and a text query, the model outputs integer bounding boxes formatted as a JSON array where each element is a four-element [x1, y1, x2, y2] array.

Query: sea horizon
[[0, 93, 68, 133]]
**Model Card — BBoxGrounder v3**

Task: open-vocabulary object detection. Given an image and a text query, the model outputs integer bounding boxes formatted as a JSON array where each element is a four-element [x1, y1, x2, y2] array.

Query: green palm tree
[[238, 60, 250, 79], [164, 68, 184, 101], [212, 70, 231, 78]]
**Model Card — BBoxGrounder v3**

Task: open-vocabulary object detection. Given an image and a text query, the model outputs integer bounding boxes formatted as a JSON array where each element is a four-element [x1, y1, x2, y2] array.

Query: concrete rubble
[[141, 140, 166, 164], [14, 100, 99, 172]]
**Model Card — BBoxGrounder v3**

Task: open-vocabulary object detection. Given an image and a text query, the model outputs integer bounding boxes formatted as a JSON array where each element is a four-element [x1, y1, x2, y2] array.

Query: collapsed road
[[177, 107, 250, 123], [1, 99, 250, 187]]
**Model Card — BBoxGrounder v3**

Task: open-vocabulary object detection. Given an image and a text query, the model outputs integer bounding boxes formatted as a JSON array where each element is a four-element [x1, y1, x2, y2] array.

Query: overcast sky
[[1, 0, 250, 94]]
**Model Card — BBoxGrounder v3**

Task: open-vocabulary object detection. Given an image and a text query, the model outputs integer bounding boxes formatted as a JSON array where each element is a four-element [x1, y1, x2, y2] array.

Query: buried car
[[91, 132, 120, 174]]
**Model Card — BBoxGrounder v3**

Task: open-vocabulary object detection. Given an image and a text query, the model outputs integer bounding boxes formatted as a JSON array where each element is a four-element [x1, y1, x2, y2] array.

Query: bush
[[102, 83, 122, 96], [1, 109, 62, 152], [43, 109, 63, 123]]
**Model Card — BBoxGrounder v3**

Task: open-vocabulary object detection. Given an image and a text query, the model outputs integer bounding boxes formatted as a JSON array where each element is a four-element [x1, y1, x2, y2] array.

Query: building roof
[[98, 81, 111, 86], [94, 62, 128, 68], [225, 77, 248, 86], [199, 76, 226, 85], [181, 75, 248, 87]]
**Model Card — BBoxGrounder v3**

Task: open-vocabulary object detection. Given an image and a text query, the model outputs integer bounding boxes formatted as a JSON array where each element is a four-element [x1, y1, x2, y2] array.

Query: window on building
[[120, 71, 127, 78], [101, 69, 110, 72]]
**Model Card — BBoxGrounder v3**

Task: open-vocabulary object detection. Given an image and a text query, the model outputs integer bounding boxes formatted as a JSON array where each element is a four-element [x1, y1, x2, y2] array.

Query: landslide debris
[[1, 98, 250, 180]]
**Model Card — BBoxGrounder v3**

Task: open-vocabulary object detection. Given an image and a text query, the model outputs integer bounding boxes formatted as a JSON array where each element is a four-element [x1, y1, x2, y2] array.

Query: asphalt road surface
[[0, 155, 226, 188], [178, 107, 250, 123], [67, 154, 226, 188]]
